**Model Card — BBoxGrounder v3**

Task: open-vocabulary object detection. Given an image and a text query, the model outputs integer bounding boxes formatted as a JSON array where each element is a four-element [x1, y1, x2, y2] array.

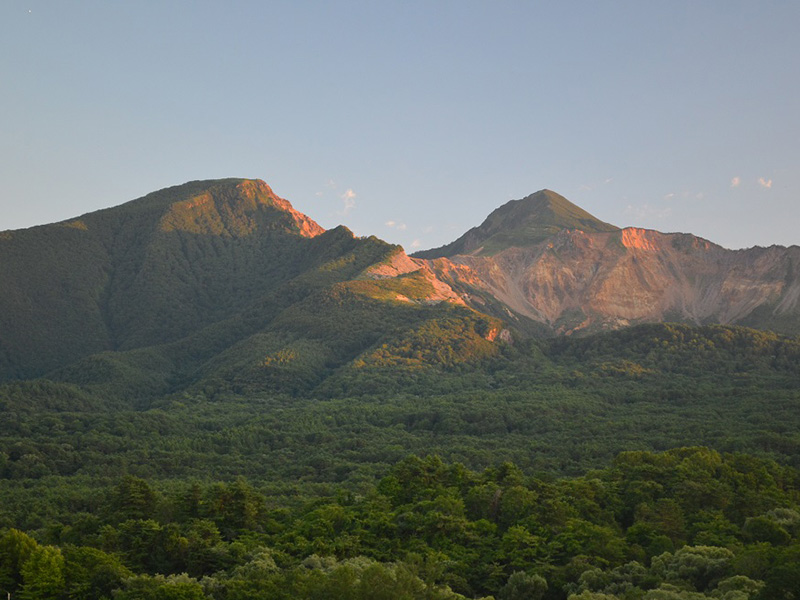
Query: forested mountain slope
[[0, 179, 325, 379], [1, 180, 800, 599], [0, 179, 499, 404]]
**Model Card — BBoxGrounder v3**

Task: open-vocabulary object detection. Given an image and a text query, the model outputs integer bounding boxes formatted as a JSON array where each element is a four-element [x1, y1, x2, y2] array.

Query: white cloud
[[758, 177, 773, 189], [339, 189, 356, 214], [578, 178, 614, 193], [315, 179, 338, 198], [410, 239, 422, 248], [385, 220, 407, 230], [663, 191, 703, 202], [731, 176, 741, 188], [624, 204, 672, 221]]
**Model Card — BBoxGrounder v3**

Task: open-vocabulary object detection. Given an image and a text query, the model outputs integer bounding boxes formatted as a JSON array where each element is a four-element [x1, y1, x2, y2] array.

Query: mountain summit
[[414, 189, 618, 258], [0, 178, 493, 395], [0, 178, 329, 379], [417, 190, 800, 335]]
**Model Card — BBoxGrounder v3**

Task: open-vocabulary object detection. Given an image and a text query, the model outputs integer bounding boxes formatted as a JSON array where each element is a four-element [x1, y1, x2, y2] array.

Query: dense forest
[[2, 180, 800, 598], [1, 449, 799, 599], [2, 323, 800, 598]]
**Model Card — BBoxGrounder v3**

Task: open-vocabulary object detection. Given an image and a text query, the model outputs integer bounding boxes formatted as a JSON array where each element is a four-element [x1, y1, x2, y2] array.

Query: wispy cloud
[[731, 176, 741, 188], [758, 177, 773, 189], [315, 178, 338, 198], [339, 189, 356, 214], [662, 191, 702, 202], [624, 204, 672, 221], [410, 239, 422, 249], [578, 178, 614, 192], [385, 221, 407, 231]]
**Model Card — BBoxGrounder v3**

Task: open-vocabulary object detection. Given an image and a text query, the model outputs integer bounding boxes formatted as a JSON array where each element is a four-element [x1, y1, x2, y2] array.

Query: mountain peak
[[156, 179, 325, 238], [73, 178, 324, 240], [414, 189, 618, 258]]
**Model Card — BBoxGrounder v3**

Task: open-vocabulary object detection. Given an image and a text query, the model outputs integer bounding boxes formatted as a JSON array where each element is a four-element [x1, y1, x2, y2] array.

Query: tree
[[499, 571, 548, 600], [19, 545, 65, 600], [113, 573, 206, 600], [0, 529, 39, 593], [110, 476, 158, 522], [651, 546, 733, 593], [62, 545, 131, 600]]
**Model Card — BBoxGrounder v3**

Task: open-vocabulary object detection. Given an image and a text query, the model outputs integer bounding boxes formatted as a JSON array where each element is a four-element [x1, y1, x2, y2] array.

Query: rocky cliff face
[[417, 196, 800, 336]]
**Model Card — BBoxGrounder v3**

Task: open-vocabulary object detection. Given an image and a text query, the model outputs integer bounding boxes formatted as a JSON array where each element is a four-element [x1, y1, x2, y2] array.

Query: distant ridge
[[413, 189, 618, 258]]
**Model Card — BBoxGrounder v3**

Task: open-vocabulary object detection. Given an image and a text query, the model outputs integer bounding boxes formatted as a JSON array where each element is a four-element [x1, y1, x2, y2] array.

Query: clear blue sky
[[2, 1, 798, 250]]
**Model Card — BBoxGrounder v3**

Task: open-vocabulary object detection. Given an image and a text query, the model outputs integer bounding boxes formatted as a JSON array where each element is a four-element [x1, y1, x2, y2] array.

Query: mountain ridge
[[2, 177, 800, 395], [423, 225, 800, 336], [0, 178, 501, 402], [406, 190, 800, 336]]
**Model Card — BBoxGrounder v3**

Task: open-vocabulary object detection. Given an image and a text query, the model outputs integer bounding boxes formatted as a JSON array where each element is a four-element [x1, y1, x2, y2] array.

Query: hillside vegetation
[[1, 179, 799, 598]]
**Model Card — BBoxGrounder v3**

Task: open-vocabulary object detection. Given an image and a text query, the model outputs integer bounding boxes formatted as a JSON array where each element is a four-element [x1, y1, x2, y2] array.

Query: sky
[[2, 1, 799, 251]]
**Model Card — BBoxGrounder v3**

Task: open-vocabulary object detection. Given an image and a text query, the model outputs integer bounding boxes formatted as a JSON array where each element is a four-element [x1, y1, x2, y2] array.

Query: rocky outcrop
[[420, 202, 800, 336], [362, 248, 466, 306]]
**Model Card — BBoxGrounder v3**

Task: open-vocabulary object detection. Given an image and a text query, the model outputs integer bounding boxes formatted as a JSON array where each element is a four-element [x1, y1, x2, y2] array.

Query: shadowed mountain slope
[[0, 179, 327, 379], [0, 179, 502, 403]]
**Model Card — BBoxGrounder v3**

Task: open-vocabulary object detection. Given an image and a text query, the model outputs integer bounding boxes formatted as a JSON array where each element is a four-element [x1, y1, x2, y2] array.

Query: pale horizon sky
[[2, 1, 798, 251]]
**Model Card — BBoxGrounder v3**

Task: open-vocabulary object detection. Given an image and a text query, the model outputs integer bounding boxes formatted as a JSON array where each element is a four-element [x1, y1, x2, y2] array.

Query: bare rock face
[[418, 195, 800, 336], [361, 248, 466, 306]]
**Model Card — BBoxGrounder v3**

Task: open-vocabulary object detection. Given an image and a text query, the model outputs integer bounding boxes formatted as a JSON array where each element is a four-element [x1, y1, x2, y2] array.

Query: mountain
[[415, 195, 800, 336], [414, 189, 619, 258], [0, 178, 325, 380], [0, 178, 500, 401], [3, 180, 800, 600], [3, 178, 800, 402]]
